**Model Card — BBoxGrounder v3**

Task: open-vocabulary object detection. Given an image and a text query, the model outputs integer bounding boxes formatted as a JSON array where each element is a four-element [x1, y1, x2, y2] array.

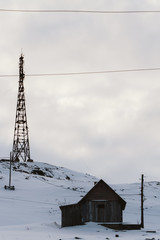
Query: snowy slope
[[0, 161, 159, 240]]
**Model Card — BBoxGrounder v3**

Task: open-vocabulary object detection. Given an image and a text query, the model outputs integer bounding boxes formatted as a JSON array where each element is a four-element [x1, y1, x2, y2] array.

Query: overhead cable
[[0, 9, 160, 14], [0, 67, 160, 78]]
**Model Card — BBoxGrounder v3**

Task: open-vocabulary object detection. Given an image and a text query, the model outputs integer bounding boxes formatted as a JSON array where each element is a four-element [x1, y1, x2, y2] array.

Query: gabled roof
[[78, 179, 126, 210]]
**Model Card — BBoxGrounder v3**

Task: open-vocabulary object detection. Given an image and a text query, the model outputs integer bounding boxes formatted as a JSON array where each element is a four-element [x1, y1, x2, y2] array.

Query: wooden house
[[60, 179, 126, 227]]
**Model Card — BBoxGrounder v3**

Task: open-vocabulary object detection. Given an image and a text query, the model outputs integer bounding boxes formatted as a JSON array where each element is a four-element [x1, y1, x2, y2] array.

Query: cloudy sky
[[1, 0, 160, 183]]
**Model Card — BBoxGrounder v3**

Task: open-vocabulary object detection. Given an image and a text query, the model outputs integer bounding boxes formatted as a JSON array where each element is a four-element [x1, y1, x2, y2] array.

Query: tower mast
[[12, 54, 31, 162]]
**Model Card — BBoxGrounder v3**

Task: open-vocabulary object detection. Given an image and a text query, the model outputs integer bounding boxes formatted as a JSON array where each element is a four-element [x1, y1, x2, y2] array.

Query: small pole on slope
[[141, 174, 144, 228], [9, 152, 11, 187], [4, 152, 15, 190]]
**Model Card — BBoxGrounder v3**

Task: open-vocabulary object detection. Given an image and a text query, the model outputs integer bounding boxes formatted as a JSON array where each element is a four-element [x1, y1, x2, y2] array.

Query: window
[[98, 204, 105, 208]]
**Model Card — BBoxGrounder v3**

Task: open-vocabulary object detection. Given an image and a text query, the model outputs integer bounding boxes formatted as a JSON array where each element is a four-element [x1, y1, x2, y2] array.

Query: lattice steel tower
[[12, 54, 31, 162]]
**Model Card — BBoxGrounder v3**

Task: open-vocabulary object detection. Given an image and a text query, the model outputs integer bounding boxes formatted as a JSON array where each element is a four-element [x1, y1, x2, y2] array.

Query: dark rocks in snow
[[12, 163, 54, 178], [31, 169, 46, 176], [13, 168, 29, 174], [145, 238, 155, 240], [66, 175, 70, 180], [0, 161, 98, 185]]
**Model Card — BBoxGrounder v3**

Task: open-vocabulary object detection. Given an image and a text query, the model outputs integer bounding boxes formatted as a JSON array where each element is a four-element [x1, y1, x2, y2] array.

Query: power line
[[1, 67, 160, 78], [0, 9, 160, 14], [0, 74, 18, 78]]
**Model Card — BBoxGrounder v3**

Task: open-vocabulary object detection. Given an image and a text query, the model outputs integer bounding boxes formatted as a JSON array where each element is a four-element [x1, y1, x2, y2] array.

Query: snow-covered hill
[[0, 160, 159, 240]]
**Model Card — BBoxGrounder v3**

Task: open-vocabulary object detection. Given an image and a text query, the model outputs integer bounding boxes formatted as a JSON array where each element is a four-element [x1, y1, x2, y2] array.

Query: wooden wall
[[81, 200, 122, 223], [61, 200, 123, 227], [60, 204, 82, 227]]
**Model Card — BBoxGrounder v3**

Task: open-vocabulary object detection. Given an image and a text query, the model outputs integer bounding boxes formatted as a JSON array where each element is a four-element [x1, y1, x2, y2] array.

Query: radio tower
[[12, 54, 31, 162]]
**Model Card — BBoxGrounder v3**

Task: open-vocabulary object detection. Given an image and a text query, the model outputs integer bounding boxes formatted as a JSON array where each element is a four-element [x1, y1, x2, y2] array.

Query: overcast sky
[[1, 0, 160, 183]]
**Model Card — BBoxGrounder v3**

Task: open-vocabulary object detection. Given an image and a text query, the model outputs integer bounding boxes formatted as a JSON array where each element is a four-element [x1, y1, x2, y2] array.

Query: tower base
[[4, 185, 15, 190]]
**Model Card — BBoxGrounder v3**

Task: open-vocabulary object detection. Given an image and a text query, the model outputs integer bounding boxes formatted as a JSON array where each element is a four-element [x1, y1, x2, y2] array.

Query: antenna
[[12, 54, 32, 162]]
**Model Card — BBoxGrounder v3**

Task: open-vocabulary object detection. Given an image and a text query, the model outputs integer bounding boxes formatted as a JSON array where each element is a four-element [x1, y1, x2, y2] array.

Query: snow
[[0, 160, 159, 239]]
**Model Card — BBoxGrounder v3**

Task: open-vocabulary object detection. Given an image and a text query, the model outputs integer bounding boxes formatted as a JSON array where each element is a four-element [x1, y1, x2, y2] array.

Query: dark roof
[[78, 179, 126, 210], [60, 203, 77, 210]]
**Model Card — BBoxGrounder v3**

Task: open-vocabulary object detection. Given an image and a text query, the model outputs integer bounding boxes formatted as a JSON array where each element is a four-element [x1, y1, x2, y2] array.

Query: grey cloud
[[1, 0, 160, 183]]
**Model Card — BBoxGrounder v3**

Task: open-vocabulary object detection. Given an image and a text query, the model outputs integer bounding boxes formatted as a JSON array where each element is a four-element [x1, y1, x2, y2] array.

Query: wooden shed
[[60, 179, 126, 227]]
